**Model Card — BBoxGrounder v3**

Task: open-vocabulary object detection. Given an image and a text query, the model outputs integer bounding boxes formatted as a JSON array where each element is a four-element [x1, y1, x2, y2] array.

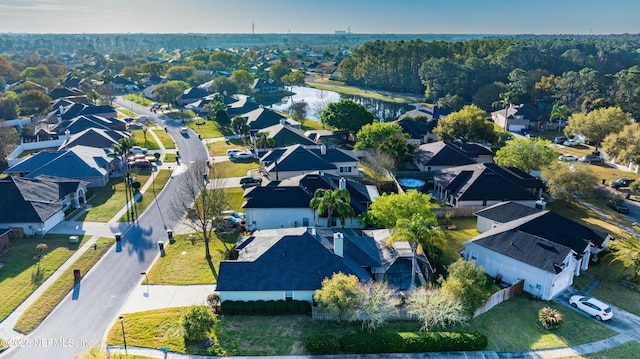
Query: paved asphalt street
[[4, 98, 209, 358]]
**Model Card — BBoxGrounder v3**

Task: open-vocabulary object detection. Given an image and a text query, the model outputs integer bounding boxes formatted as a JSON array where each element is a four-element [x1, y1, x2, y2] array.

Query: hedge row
[[304, 331, 487, 355], [221, 300, 311, 315]]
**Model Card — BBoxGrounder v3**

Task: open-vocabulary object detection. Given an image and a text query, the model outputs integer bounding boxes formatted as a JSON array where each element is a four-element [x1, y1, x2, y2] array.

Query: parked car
[[150, 103, 161, 110], [563, 139, 580, 147], [221, 216, 240, 228], [609, 178, 635, 189], [554, 136, 569, 144], [607, 200, 630, 214], [231, 151, 254, 161], [180, 127, 189, 136], [558, 154, 578, 162], [580, 155, 604, 164], [569, 295, 613, 321], [222, 210, 245, 219], [226, 149, 242, 157], [135, 115, 149, 121], [239, 176, 262, 187], [128, 159, 152, 168], [130, 146, 148, 155], [520, 128, 532, 136]]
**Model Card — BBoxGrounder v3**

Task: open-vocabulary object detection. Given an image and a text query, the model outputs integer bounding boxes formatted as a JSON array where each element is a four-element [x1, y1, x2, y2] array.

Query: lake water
[[266, 86, 410, 122]]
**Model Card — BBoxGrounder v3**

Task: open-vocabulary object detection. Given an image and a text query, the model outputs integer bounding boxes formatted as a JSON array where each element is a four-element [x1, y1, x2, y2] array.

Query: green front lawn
[[186, 119, 227, 138], [80, 171, 153, 222], [579, 341, 640, 358], [123, 94, 153, 107], [146, 233, 235, 285], [586, 258, 640, 317], [207, 139, 249, 157], [117, 108, 137, 118], [456, 294, 616, 351], [151, 129, 176, 149], [300, 120, 325, 131], [165, 110, 198, 120], [0, 235, 89, 322], [224, 187, 246, 212], [130, 129, 160, 150], [118, 169, 172, 222], [14, 237, 115, 333], [217, 160, 259, 178]]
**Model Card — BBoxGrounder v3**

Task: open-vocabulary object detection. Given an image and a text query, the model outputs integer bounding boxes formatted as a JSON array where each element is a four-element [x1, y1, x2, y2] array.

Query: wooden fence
[[473, 280, 524, 318], [432, 206, 486, 218]]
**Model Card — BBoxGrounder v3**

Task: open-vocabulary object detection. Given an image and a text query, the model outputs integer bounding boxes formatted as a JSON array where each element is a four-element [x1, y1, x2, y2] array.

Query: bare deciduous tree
[[351, 281, 399, 332], [170, 160, 228, 260], [406, 287, 468, 331]]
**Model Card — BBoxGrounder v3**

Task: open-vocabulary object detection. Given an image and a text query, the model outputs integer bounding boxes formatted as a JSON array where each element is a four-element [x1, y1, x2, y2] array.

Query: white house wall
[[220, 290, 316, 303], [476, 216, 501, 233], [3, 211, 64, 236], [245, 208, 364, 231], [465, 242, 575, 300]]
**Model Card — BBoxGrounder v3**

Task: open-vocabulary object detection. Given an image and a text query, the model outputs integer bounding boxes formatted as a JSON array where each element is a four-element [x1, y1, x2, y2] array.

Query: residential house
[[176, 87, 210, 106], [258, 144, 359, 181], [242, 171, 378, 230], [243, 107, 300, 130], [394, 118, 438, 145], [185, 93, 238, 114], [48, 87, 86, 101], [491, 104, 549, 132], [227, 97, 260, 116], [5, 145, 117, 187], [464, 201, 610, 300], [415, 141, 494, 172], [0, 175, 88, 236], [399, 104, 450, 122], [252, 78, 283, 94], [254, 124, 316, 148], [433, 163, 543, 208], [59, 127, 130, 153], [217, 227, 433, 303], [111, 76, 138, 92], [304, 130, 346, 146], [45, 102, 117, 124], [142, 84, 158, 99]]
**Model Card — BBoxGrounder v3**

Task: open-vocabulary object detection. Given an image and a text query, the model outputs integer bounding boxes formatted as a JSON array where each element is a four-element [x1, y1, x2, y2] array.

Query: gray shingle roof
[[416, 141, 479, 167], [7, 146, 110, 179], [475, 201, 542, 223], [257, 124, 316, 147]]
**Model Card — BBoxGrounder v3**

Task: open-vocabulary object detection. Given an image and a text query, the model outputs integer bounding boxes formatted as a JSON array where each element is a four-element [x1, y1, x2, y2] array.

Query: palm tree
[[608, 226, 640, 281], [390, 214, 445, 287], [255, 132, 275, 149], [493, 91, 515, 130], [309, 188, 354, 228], [550, 104, 569, 134], [111, 137, 137, 166]]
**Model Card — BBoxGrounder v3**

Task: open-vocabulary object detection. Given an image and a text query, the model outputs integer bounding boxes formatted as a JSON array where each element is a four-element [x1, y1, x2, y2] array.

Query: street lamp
[[119, 315, 128, 355]]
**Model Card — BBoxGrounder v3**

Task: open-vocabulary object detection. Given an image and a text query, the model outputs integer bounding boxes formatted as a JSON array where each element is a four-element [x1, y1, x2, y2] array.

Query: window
[[285, 291, 293, 301], [339, 166, 352, 173], [302, 217, 309, 226]]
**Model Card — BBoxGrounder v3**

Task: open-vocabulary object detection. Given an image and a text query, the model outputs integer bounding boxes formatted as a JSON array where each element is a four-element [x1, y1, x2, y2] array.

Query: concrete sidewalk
[[119, 284, 216, 314]]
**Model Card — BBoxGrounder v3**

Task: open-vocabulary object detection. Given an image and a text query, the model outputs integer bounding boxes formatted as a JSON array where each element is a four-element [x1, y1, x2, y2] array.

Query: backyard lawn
[[0, 235, 89, 322], [442, 216, 479, 266], [151, 129, 176, 149], [14, 237, 115, 333], [146, 233, 237, 285]]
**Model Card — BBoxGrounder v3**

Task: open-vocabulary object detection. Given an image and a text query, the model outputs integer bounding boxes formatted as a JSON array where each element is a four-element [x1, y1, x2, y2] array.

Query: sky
[[0, 0, 639, 35]]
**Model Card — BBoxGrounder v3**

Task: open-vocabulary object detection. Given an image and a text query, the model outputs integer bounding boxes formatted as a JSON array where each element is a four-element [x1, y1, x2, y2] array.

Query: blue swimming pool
[[397, 178, 426, 191]]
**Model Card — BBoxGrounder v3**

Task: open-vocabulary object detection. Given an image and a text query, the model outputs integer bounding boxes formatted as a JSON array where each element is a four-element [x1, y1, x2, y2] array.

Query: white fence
[[473, 280, 524, 318]]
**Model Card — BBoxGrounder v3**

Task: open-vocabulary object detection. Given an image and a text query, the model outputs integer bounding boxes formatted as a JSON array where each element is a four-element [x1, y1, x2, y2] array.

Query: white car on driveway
[[558, 154, 578, 162], [563, 139, 580, 147], [569, 295, 613, 321]]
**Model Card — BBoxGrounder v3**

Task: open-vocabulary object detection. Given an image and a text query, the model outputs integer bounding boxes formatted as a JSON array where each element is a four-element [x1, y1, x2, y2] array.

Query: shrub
[[538, 307, 564, 330], [400, 332, 488, 352], [182, 305, 217, 342], [221, 300, 235, 315], [340, 332, 404, 354], [303, 334, 341, 355], [264, 300, 276, 314], [274, 300, 288, 314], [254, 300, 266, 313]]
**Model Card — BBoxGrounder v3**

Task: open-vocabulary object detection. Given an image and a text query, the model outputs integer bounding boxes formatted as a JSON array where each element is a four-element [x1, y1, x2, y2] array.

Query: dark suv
[[239, 176, 262, 187], [607, 200, 630, 214], [609, 178, 635, 189]]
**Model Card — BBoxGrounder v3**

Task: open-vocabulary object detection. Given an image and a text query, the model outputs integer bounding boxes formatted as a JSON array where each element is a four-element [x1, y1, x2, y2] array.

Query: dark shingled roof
[[436, 164, 539, 202], [415, 141, 479, 167], [0, 176, 83, 223], [257, 124, 316, 147], [475, 201, 542, 223], [243, 172, 374, 216], [395, 118, 436, 140], [243, 108, 288, 130]]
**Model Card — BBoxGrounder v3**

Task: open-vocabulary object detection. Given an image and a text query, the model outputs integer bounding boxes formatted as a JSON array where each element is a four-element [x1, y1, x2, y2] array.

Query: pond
[[265, 86, 410, 122]]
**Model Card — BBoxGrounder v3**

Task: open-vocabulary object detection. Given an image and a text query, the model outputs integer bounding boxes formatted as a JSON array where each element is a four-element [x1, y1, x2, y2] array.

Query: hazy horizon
[[1, 0, 638, 35]]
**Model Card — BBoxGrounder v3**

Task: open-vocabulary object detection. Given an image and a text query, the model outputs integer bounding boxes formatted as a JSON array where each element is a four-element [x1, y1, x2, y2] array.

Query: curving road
[[4, 96, 208, 358]]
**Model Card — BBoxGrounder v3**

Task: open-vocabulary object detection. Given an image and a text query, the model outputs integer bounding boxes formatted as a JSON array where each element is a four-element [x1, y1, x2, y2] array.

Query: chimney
[[320, 145, 327, 155], [310, 227, 316, 236], [279, 118, 286, 126], [333, 232, 344, 257], [339, 177, 346, 189], [65, 129, 71, 140]]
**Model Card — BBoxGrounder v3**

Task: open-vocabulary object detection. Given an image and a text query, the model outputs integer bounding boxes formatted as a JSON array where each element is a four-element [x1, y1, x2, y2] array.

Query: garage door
[[508, 124, 526, 132]]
